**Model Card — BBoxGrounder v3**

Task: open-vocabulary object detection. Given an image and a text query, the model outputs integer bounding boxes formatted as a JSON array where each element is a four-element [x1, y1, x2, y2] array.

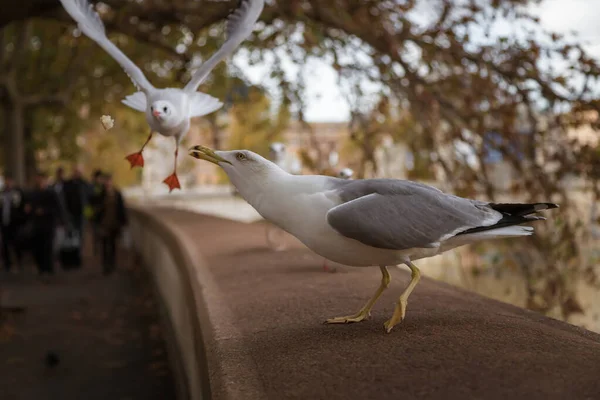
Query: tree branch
[[104, 20, 191, 65], [48, 0, 238, 33], [0, 0, 240, 29]]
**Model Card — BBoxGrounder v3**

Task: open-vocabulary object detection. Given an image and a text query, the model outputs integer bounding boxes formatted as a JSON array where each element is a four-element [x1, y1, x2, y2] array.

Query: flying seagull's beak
[[188, 145, 232, 165]]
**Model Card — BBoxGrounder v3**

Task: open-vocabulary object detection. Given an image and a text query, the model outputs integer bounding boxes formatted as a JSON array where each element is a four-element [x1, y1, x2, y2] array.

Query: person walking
[[50, 166, 70, 256], [88, 169, 105, 256], [0, 176, 25, 273], [64, 166, 89, 235], [25, 171, 64, 276], [51, 167, 67, 205], [96, 175, 127, 275], [62, 166, 89, 267]]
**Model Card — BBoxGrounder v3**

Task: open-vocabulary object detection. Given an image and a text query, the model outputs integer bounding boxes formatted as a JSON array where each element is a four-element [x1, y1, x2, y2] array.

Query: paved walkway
[[0, 239, 175, 400], [154, 208, 600, 400]]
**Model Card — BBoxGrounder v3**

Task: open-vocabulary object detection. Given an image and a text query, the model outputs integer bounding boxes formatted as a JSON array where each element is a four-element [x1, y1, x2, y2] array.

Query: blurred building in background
[[134, 108, 598, 193]]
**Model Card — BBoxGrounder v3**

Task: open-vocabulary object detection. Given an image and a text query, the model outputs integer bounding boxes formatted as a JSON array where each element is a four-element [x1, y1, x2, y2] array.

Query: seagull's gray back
[[325, 178, 501, 250]]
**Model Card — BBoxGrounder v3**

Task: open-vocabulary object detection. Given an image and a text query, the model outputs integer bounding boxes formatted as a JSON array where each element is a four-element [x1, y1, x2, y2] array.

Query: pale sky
[[234, 0, 600, 123]]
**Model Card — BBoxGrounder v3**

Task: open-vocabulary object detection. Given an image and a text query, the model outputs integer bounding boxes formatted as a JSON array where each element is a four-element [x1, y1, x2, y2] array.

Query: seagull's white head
[[149, 100, 179, 127], [189, 146, 286, 198]]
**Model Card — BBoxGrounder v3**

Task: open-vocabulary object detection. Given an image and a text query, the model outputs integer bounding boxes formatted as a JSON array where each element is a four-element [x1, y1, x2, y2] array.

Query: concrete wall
[[127, 207, 211, 400]]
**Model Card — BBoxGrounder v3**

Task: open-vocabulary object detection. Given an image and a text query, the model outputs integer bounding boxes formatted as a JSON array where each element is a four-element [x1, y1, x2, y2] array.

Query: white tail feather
[[467, 225, 534, 239], [440, 225, 534, 251]]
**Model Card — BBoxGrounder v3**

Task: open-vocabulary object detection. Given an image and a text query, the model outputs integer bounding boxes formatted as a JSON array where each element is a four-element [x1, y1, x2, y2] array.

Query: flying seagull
[[59, 0, 265, 191], [189, 146, 559, 333]]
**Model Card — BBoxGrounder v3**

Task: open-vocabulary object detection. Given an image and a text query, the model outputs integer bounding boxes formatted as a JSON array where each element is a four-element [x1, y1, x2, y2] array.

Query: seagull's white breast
[[145, 89, 190, 138]]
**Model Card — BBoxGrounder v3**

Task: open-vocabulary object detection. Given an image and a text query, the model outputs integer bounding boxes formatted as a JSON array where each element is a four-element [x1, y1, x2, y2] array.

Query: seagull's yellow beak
[[188, 145, 232, 165]]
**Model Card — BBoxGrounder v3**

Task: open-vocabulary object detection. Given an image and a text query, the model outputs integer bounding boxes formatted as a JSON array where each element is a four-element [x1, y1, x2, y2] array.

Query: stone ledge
[[128, 205, 600, 400]]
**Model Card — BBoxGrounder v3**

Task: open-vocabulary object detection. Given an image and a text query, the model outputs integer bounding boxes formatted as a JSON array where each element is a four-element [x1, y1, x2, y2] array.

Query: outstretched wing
[[121, 91, 147, 112], [59, 0, 154, 93], [184, 0, 265, 93], [189, 92, 224, 118], [326, 179, 502, 250], [121, 89, 224, 116]]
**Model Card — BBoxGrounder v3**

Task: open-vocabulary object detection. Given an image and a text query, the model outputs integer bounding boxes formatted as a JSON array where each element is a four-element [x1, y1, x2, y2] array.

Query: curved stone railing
[[127, 204, 600, 400], [127, 206, 212, 400]]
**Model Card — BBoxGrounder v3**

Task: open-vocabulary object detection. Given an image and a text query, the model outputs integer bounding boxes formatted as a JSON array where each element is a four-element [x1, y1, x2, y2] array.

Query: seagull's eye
[[236, 152, 247, 161], [163, 106, 168, 113]]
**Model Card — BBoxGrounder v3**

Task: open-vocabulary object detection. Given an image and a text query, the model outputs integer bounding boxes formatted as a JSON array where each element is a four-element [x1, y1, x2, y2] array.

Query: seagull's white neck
[[223, 162, 290, 210], [227, 168, 333, 232]]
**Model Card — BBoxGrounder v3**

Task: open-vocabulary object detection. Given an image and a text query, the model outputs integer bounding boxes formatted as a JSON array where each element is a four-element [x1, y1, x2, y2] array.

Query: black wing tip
[[458, 204, 554, 237], [489, 202, 559, 216], [536, 203, 559, 210]]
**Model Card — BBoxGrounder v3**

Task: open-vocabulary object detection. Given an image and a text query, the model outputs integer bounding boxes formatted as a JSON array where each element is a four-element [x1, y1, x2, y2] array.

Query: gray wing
[[326, 179, 501, 250], [60, 0, 154, 93], [184, 0, 265, 93]]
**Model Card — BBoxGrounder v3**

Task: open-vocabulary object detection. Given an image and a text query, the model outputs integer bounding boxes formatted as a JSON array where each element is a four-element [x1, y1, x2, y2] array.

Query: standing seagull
[[321, 167, 355, 273], [264, 142, 290, 251], [189, 146, 559, 333], [59, 0, 265, 191]]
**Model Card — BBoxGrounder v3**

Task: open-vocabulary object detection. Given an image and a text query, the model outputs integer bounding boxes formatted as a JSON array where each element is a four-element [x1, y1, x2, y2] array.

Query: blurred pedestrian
[[64, 166, 89, 234], [50, 166, 70, 253], [62, 166, 89, 267], [88, 169, 105, 256], [52, 167, 66, 199], [96, 174, 127, 275], [25, 171, 64, 276], [0, 175, 25, 273]]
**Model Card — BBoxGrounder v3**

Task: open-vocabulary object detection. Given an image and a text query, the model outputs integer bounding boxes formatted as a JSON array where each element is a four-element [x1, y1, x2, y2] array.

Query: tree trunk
[[3, 101, 26, 185]]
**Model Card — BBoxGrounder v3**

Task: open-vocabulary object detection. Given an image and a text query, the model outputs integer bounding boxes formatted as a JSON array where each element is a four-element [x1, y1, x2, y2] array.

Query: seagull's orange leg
[[383, 261, 421, 333], [162, 142, 181, 192], [326, 266, 390, 324], [125, 131, 153, 168]]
